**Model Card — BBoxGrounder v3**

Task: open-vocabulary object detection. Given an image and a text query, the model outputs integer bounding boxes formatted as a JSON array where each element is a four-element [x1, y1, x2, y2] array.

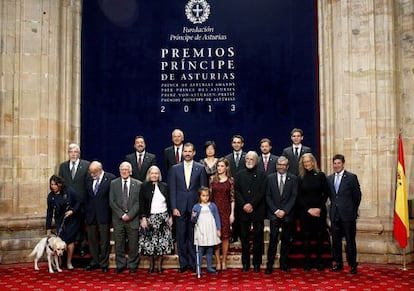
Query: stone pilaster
[[0, 0, 82, 263], [318, 0, 413, 263]]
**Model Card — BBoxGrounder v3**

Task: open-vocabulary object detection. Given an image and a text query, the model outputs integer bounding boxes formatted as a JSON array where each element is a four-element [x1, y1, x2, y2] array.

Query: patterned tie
[[175, 147, 180, 163], [185, 163, 191, 189], [264, 156, 268, 171], [70, 161, 76, 179], [279, 174, 285, 195], [235, 152, 240, 167], [93, 178, 100, 195], [122, 180, 128, 210]]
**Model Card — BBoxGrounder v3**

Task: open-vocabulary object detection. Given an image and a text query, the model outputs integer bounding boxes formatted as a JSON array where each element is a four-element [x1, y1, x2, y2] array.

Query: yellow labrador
[[29, 235, 67, 273]]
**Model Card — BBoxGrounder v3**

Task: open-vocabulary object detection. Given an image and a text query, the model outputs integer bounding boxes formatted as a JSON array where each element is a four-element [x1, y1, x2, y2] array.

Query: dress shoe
[[147, 265, 154, 274], [67, 264, 74, 271], [280, 265, 291, 272], [253, 265, 260, 273], [265, 268, 273, 274], [115, 267, 125, 274], [101, 267, 109, 273], [178, 267, 187, 273], [330, 264, 343, 272], [207, 268, 218, 274], [242, 264, 250, 272], [317, 263, 325, 271], [129, 268, 137, 274], [350, 263, 358, 274], [84, 264, 99, 271], [303, 264, 311, 271]]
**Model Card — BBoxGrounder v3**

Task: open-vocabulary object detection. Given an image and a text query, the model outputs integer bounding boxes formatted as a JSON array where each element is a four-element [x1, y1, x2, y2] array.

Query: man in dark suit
[[169, 142, 207, 273], [164, 128, 184, 174], [234, 151, 268, 273], [125, 135, 157, 182], [327, 154, 361, 274], [265, 156, 298, 274], [281, 128, 312, 176], [225, 134, 246, 243], [84, 161, 115, 273], [109, 161, 142, 274], [58, 143, 90, 256], [257, 138, 278, 175]]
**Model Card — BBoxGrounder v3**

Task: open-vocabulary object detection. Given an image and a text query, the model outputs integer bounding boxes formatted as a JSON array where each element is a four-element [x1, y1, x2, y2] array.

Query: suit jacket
[[266, 172, 298, 221], [234, 167, 268, 221], [225, 151, 247, 177], [125, 151, 157, 182], [281, 145, 312, 176], [164, 145, 183, 173], [84, 171, 116, 225], [59, 159, 90, 204], [169, 161, 207, 214], [109, 177, 142, 229], [327, 170, 361, 222], [138, 181, 170, 218], [257, 154, 279, 175]]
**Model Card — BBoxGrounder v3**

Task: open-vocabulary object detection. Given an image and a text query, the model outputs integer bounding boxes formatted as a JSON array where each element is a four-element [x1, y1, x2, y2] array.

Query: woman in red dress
[[210, 158, 235, 271]]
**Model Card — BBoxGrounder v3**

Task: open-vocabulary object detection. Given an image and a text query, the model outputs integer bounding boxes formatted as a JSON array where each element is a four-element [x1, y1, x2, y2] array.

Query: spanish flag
[[393, 133, 410, 248]]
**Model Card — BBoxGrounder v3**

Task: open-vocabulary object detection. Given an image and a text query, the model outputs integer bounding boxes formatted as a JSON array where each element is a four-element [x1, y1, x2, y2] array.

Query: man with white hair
[[234, 151, 268, 273]]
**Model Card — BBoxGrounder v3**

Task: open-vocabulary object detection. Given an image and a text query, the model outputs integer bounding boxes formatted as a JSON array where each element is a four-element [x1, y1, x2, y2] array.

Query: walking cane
[[195, 243, 201, 278]]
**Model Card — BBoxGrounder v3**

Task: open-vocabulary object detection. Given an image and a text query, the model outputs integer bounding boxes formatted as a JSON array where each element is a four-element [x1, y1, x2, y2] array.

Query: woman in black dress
[[297, 153, 329, 271], [46, 175, 81, 270]]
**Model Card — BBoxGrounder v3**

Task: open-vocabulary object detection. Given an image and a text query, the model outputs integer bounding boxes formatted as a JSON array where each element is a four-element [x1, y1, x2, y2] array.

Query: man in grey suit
[[257, 138, 278, 175], [281, 128, 312, 176], [58, 143, 90, 256], [327, 154, 361, 274], [169, 142, 207, 273], [125, 135, 157, 182], [109, 161, 142, 274], [265, 156, 298, 274]]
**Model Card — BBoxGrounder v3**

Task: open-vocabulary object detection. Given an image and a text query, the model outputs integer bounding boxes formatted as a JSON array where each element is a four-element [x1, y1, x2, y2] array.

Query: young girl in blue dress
[[192, 186, 221, 275]]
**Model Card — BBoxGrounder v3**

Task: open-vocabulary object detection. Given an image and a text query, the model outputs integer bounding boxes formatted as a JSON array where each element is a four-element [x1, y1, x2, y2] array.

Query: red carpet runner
[[0, 263, 413, 290]]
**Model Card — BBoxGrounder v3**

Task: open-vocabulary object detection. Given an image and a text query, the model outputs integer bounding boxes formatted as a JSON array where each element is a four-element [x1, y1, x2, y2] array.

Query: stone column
[[318, 0, 413, 263], [0, 0, 82, 263]]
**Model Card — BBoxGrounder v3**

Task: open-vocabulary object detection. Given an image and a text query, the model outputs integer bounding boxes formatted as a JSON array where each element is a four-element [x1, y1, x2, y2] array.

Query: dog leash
[[57, 216, 66, 237]]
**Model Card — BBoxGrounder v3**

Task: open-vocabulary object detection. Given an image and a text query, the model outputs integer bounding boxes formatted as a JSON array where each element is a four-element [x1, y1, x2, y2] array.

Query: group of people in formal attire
[[44, 128, 361, 276]]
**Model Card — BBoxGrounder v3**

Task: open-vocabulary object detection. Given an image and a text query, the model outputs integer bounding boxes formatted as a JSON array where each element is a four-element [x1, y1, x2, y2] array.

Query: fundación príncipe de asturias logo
[[185, 0, 211, 24]]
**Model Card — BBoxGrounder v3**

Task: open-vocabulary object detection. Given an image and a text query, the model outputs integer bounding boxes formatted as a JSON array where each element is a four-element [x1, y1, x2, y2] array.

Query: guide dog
[[29, 235, 67, 273]]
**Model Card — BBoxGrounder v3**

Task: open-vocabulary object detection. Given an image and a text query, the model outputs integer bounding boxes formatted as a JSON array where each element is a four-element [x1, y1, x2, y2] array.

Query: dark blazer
[[84, 171, 116, 225], [169, 161, 207, 214], [125, 151, 157, 182], [59, 159, 90, 203], [327, 170, 361, 222], [281, 145, 312, 176], [225, 151, 247, 177], [257, 154, 279, 175], [139, 181, 170, 218], [266, 172, 298, 221], [234, 167, 268, 221], [164, 145, 183, 174], [109, 177, 142, 229]]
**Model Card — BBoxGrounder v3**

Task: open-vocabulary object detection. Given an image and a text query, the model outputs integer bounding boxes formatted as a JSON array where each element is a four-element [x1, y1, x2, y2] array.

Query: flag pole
[[401, 247, 407, 271]]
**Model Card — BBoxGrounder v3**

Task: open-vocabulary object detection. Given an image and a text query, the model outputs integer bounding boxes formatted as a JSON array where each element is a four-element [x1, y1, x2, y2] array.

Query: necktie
[[235, 152, 240, 167], [175, 147, 180, 163], [279, 174, 285, 195], [122, 180, 128, 210], [93, 178, 100, 195], [334, 174, 340, 193], [185, 163, 191, 188], [264, 156, 268, 171], [71, 162, 76, 179], [294, 147, 299, 158], [138, 153, 143, 169]]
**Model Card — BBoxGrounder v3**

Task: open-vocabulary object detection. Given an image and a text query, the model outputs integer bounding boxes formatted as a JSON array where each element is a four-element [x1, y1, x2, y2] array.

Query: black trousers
[[239, 220, 264, 266]]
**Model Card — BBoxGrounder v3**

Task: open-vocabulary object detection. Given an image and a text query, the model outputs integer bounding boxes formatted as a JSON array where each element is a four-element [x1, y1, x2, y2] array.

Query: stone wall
[[0, 0, 413, 264]]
